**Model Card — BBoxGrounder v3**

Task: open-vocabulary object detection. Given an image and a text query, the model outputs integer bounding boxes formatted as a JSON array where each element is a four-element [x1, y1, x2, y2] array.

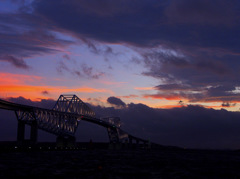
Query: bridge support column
[[123, 139, 128, 149], [56, 136, 76, 148], [66, 136, 76, 148], [17, 120, 25, 145], [30, 121, 38, 145], [56, 136, 65, 148], [136, 140, 139, 149], [107, 128, 119, 144], [17, 120, 38, 146], [129, 137, 133, 149], [143, 141, 147, 149]]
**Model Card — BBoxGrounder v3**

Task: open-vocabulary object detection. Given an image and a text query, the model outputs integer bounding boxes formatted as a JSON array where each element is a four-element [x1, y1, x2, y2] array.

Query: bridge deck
[[0, 99, 33, 111], [0, 99, 120, 134]]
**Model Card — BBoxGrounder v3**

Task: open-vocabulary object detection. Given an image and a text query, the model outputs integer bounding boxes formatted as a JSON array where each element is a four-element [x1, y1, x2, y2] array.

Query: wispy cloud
[[143, 94, 181, 101], [0, 12, 73, 63], [118, 95, 139, 99], [0, 55, 30, 69], [57, 61, 105, 79]]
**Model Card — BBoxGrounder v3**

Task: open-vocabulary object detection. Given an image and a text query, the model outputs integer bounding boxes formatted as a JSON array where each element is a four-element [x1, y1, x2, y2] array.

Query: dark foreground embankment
[[1, 144, 240, 178]]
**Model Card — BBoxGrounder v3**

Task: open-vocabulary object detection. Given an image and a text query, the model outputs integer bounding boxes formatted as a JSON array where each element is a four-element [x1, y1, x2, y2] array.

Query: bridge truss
[[0, 94, 151, 147], [53, 94, 95, 116]]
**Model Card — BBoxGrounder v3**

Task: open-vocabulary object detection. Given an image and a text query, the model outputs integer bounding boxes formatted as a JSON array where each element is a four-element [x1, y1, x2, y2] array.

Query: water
[[1, 148, 240, 178]]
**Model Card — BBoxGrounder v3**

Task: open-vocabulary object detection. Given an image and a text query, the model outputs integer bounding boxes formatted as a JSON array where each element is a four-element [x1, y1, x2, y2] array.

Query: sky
[[1, 0, 240, 110], [1, 0, 240, 149]]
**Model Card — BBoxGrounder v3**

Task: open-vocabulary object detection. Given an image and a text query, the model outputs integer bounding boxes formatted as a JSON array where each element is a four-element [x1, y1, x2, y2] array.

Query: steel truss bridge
[[0, 94, 151, 148]]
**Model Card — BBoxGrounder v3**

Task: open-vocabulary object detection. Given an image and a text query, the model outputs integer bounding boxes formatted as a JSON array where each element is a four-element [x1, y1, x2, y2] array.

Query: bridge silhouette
[[0, 94, 152, 148]]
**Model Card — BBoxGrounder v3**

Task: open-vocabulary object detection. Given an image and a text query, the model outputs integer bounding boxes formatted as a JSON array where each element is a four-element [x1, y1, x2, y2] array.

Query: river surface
[[1, 149, 240, 178]]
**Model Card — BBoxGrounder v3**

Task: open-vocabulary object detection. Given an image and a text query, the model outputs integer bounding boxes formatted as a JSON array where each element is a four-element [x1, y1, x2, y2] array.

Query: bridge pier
[[129, 136, 133, 149], [67, 136, 76, 147], [107, 127, 119, 143], [30, 121, 38, 144], [122, 139, 128, 149], [17, 120, 25, 144], [56, 136, 76, 148], [143, 141, 147, 149], [136, 139, 139, 149], [17, 120, 38, 146], [56, 136, 64, 147]]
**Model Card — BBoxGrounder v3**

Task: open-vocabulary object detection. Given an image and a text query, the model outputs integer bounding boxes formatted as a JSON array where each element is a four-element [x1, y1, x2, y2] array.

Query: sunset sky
[[1, 0, 240, 111]]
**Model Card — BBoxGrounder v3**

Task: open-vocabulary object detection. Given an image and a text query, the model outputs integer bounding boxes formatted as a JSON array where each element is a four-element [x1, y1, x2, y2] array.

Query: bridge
[[0, 94, 152, 148]]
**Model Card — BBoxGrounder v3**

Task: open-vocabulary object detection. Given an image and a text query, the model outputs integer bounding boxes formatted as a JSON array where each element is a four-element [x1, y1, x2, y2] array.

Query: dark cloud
[[32, 0, 165, 46], [0, 12, 73, 60], [2, 0, 240, 58], [155, 84, 193, 91], [41, 90, 49, 95], [7, 96, 55, 109], [165, 0, 238, 26], [91, 103, 240, 149], [8, 0, 26, 4], [31, 0, 240, 50], [107, 96, 126, 107], [221, 102, 236, 108], [141, 48, 240, 103], [178, 100, 184, 105], [0, 55, 29, 69]]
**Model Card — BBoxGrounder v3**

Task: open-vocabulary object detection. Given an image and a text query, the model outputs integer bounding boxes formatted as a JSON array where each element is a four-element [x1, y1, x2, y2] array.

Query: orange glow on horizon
[[0, 72, 113, 101], [0, 73, 239, 111], [134, 87, 153, 90], [0, 85, 111, 94], [156, 104, 184, 109], [0, 73, 43, 85], [143, 94, 181, 100]]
